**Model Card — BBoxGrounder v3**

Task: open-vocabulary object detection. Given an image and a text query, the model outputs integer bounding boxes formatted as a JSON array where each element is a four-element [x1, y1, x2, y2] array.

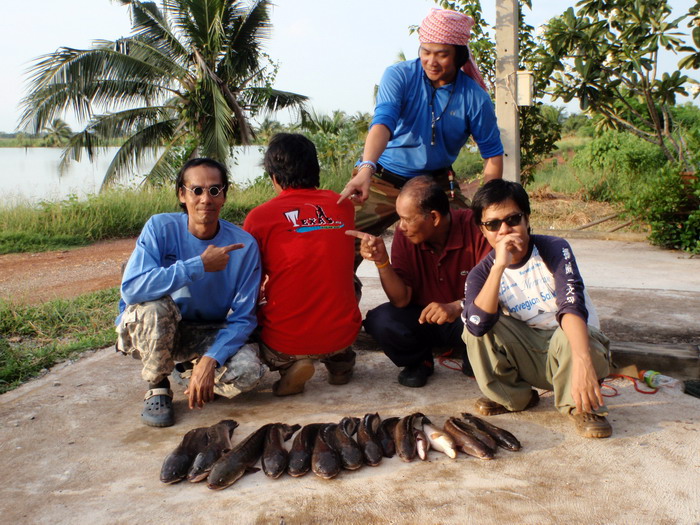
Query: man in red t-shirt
[[244, 134, 362, 396], [348, 176, 490, 388]]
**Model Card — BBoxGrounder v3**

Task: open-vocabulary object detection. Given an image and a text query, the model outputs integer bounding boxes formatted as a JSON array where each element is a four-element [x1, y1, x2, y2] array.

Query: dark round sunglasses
[[480, 212, 524, 232], [181, 185, 225, 197]]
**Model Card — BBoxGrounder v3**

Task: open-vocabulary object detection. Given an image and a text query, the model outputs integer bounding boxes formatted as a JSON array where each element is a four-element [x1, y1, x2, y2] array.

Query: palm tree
[[20, 0, 307, 187], [254, 116, 285, 145], [43, 119, 72, 146], [299, 109, 350, 135]]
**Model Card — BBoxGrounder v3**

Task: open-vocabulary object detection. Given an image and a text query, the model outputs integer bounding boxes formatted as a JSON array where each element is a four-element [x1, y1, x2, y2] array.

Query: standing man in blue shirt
[[339, 8, 504, 246], [116, 158, 265, 427]]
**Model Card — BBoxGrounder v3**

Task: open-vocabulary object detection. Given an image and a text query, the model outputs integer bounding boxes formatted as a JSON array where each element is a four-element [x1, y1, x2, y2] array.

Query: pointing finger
[[224, 243, 245, 252], [337, 187, 353, 204], [345, 229, 371, 240]]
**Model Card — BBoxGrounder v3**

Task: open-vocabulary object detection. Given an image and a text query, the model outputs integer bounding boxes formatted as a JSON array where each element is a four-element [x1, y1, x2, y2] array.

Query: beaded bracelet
[[375, 258, 390, 269], [356, 160, 377, 173]]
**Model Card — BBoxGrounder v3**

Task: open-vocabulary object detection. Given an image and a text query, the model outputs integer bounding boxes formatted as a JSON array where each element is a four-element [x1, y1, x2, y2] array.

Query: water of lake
[[0, 147, 266, 207]]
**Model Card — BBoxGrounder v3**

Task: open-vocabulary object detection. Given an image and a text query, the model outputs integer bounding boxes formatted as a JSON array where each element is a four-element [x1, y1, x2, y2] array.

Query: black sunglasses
[[181, 185, 225, 197], [480, 212, 524, 232]]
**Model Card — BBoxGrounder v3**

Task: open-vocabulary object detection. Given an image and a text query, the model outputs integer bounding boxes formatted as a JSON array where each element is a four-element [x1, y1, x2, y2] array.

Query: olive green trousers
[[462, 315, 611, 415]]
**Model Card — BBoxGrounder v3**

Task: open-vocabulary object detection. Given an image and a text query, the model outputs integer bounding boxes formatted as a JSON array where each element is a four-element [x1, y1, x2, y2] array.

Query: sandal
[[141, 388, 174, 427]]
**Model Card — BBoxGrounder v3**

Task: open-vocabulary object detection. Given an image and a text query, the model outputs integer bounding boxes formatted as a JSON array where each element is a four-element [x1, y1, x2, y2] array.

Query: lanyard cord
[[429, 82, 456, 146]]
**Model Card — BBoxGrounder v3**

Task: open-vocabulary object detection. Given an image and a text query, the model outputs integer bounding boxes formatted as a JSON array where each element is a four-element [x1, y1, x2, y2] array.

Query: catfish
[[207, 424, 273, 490], [187, 419, 238, 482], [377, 416, 399, 458], [423, 421, 457, 459], [450, 417, 497, 451], [287, 423, 324, 477], [443, 417, 495, 460], [311, 424, 341, 479], [460, 412, 522, 451], [262, 423, 300, 478], [357, 413, 383, 466], [394, 412, 425, 462], [160, 427, 209, 484], [328, 417, 363, 470]]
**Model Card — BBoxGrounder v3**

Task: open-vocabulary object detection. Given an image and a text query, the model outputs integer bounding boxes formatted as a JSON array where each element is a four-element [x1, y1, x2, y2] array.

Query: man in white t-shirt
[[462, 180, 612, 438]]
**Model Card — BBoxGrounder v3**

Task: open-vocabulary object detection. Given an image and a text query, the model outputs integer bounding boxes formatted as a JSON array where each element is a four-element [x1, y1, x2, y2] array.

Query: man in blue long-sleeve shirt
[[116, 158, 265, 427]]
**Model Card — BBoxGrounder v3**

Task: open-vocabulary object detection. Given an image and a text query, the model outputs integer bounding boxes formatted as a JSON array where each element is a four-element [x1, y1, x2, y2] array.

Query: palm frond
[[21, 0, 305, 177], [219, 0, 271, 82], [144, 137, 192, 184], [20, 43, 182, 132], [128, 0, 190, 62], [198, 75, 235, 160], [101, 118, 181, 186]]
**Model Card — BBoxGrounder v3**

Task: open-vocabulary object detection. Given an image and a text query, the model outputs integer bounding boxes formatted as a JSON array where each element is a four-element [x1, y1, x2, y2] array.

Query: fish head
[[160, 454, 191, 484], [206, 464, 244, 490]]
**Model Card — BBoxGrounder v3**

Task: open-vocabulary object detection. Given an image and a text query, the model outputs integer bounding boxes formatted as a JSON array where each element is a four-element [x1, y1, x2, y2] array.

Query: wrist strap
[[375, 258, 390, 269], [356, 160, 377, 174]]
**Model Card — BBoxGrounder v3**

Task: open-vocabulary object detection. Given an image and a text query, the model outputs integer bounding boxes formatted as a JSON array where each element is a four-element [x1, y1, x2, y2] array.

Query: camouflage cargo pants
[[116, 296, 266, 398]]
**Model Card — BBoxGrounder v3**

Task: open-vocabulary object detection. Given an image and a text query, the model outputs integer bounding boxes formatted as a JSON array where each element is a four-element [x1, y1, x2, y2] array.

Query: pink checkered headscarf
[[419, 8, 487, 91]]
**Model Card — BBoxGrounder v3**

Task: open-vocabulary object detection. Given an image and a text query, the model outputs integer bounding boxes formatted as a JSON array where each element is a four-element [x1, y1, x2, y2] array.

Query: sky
[[1, 0, 696, 133]]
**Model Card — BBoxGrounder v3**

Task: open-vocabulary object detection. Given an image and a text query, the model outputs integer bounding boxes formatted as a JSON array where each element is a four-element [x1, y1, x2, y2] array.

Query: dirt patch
[[0, 195, 643, 306], [529, 191, 643, 234], [0, 238, 136, 304]]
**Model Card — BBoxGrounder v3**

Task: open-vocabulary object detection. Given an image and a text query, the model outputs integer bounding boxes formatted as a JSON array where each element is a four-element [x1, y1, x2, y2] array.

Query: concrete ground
[[1, 238, 698, 524]]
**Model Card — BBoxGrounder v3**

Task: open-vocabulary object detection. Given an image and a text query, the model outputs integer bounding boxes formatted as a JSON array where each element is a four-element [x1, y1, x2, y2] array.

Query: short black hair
[[471, 179, 531, 224], [263, 133, 320, 190], [175, 157, 229, 211], [454, 45, 470, 70], [400, 175, 450, 217]]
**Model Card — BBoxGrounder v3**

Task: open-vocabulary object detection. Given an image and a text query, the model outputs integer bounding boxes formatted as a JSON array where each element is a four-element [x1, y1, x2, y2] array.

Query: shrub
[[624, 167, 700, 253], [452, 148, 484, 181], [571, 131, 667, 201]]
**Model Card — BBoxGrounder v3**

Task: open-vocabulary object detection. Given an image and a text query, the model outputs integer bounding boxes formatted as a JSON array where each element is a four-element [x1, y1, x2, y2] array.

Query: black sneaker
[[398, 361, 434, 388]]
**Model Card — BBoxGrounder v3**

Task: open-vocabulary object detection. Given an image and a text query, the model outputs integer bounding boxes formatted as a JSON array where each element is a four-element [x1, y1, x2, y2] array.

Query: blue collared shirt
[[372, 58, 503, 177]]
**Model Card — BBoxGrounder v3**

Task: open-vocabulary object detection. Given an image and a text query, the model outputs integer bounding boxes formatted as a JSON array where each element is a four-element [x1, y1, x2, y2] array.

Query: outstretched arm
[[345, 229, 411, 307], [338, 124, 391, 203]]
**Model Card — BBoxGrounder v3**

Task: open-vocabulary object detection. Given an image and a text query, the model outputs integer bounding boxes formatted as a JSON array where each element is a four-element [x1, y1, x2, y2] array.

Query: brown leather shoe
[[475, 390, 540, 416], [273, 359, 315, 396], [570, 412, 613, 438], [327, 368, 354, 385]]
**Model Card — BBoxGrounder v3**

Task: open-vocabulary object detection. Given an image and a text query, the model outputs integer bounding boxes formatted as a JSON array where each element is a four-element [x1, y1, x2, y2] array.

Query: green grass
[[0, 166, 351, 393], [530, 135, 594, 194], [0, 232, 89, 254], [0, 188, 180, 253], [0, 164, 350, 254], [0, 288, 120, 393]]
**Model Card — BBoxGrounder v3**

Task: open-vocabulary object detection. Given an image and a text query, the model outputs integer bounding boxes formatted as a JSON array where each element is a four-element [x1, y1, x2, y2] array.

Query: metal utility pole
[[495, 0, 520, 182]]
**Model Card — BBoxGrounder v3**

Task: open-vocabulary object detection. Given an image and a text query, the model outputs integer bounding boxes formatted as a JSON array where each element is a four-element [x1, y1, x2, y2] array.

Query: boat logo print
[[284, 204, 344, 233]]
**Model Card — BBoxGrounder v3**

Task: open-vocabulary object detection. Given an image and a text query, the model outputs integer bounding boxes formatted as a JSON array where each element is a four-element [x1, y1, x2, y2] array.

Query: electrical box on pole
[[495, 0, 520, 183]]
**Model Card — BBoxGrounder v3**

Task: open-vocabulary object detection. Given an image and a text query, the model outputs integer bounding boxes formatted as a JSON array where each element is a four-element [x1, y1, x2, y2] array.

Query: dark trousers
[[364, 303, 467, 370]]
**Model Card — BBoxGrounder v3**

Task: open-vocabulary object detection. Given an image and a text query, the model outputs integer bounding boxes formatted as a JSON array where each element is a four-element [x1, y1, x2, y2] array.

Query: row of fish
[[160, 412, 521, 490]]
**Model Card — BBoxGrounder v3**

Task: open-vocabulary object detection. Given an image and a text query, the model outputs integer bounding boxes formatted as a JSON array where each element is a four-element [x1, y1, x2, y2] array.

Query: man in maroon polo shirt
[[347, 176, 491, 387]]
